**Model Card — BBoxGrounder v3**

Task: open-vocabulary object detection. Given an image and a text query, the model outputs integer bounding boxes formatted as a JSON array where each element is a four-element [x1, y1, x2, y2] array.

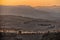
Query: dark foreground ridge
[[0, 32, 60, 40]]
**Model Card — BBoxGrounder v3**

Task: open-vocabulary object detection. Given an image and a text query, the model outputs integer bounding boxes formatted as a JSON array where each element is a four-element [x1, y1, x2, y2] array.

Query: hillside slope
[[0, 15, 60, 32]]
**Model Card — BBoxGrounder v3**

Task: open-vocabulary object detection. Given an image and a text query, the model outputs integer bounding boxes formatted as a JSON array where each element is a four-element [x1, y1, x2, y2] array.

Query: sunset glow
[[0, 0, 60, 7]]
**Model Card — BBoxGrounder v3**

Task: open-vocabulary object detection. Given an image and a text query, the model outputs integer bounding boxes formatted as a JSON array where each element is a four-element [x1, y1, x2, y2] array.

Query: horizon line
[[0, 5, 60, 7]]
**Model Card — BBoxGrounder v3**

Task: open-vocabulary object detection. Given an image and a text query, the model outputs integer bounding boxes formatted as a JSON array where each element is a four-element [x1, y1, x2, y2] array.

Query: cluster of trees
[[41, 32, 60, 40], [0, 31, 60, 40]]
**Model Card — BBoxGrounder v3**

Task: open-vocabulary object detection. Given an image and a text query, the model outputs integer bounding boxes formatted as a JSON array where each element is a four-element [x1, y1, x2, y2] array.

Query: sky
[[0, 0, 60, 7]]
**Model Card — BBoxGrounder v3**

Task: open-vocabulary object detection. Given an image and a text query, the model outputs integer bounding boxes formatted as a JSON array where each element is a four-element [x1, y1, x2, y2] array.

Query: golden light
[[0, 0, 60, 7]]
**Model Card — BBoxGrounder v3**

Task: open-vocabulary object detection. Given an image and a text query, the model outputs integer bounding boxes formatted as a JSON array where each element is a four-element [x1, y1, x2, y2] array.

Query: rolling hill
[[0, 15, 60, 32]]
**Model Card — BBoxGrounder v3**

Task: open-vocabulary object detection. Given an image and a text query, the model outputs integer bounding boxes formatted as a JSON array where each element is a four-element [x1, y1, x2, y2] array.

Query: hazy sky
[[0, 0, 60, 7]]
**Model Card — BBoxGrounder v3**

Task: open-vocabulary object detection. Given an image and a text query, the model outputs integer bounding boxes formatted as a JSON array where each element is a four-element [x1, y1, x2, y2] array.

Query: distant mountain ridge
[[35, 6, 60, 13], [0, 5, 60, 21]]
